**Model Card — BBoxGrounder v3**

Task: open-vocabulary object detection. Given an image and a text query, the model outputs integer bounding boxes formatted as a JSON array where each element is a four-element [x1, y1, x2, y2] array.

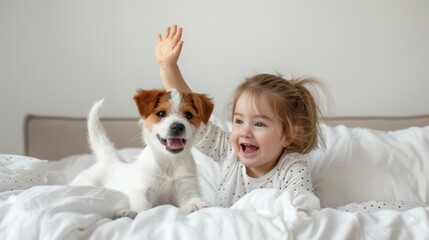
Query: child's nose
[[240, 127, 252, 138]]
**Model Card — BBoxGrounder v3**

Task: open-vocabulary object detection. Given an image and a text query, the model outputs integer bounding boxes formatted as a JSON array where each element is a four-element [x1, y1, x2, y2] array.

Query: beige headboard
[[25, 115, 143, 161], [25, 114, 429, 161]]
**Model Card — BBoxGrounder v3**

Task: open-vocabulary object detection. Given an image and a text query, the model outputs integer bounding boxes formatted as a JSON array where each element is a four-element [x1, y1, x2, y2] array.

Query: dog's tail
[[87, 99, 121, 162]]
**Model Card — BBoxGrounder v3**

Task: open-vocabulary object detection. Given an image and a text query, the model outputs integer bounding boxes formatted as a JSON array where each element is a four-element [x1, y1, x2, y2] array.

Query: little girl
[[156, 25, 323, 207]]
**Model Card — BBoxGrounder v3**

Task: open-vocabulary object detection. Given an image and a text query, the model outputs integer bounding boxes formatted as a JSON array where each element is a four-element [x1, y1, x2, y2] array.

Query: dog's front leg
[[115, 209, 139, 219], [115, 191, 152, 219], [175, 177, 210, 213]]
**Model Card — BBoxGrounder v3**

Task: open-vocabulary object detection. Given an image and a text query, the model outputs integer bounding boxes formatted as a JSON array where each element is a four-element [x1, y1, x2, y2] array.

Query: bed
[[1, 114, 429, 239]]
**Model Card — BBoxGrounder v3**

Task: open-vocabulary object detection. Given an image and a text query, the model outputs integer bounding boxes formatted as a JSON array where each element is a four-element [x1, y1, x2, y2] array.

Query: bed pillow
[[307, 124, 429, 208], [0, 154, 48, 194]]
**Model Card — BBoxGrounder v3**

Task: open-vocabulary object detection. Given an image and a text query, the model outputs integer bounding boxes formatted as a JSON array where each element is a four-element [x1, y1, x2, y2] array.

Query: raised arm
[[156, 25, 191, 93]]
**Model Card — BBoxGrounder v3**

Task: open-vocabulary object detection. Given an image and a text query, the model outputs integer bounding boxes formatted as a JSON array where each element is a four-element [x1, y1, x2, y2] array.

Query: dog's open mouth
[[157, 135, 187, 153]]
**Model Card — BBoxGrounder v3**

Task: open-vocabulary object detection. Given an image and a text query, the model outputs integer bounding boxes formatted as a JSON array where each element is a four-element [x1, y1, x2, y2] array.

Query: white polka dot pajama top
[[196, 121, 314, 208]]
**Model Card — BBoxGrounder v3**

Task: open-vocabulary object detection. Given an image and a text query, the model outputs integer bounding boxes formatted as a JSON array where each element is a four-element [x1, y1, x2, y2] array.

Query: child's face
[[231, 92, 288, 178]]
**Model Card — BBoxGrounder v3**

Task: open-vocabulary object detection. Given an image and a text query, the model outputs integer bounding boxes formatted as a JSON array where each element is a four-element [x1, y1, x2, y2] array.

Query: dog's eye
[[184, 112, 193, 120], [156, 111, 166, 118]]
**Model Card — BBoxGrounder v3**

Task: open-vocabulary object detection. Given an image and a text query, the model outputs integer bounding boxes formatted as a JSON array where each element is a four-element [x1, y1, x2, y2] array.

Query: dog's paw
[[115, 209, 138, 219], [181, 198, 210, 213]]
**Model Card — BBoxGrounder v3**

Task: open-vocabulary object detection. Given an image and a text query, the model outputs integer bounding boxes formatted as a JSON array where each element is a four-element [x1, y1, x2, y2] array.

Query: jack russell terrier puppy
[[71, 89, 214, 219]]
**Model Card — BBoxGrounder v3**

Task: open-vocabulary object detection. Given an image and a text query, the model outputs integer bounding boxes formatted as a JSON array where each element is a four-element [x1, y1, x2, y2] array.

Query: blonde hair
[[232, 73, 324, 153]]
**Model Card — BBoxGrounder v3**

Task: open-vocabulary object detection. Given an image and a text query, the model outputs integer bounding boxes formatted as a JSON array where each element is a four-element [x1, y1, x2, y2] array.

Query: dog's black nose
[[169, 122, 185, 136]]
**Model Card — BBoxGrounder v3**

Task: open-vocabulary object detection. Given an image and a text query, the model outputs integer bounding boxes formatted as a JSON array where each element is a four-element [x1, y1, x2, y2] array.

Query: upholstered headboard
[[25, 116, 142, 161], [24, 114, 429, 161]]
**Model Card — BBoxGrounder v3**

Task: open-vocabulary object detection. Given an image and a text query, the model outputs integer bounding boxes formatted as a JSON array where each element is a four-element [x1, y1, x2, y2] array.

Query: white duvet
[[1, 124, 429, 240]]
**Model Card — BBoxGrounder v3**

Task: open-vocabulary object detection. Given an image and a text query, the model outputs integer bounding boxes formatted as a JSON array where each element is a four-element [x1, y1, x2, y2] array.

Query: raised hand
[[156, 25, 183, 67], [155, 25, 191, 93]]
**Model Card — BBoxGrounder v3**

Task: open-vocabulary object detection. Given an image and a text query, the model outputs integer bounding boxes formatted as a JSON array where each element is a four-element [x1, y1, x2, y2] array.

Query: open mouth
[[240, 143, 259, 155], [157, 135, 187, 154]]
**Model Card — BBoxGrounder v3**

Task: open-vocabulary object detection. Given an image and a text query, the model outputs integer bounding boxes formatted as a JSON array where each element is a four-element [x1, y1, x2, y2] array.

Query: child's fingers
[[165, 26, 171, 38], [174, 27, 183, 41], [169, 25, 177, 38], [174, 40, 184, 53], [160, 25, 182, 43]]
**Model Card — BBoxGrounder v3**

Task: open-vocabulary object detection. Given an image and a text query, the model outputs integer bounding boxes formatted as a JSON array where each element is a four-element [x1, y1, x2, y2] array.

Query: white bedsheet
[[1, 185, 428, 240], [1, 123, 429, 239]]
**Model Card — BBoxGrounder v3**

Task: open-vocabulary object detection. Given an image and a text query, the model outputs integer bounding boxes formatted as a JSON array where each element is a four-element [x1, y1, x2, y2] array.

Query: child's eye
[[234, 119, 243, 124], [255, 122, 266, 127]]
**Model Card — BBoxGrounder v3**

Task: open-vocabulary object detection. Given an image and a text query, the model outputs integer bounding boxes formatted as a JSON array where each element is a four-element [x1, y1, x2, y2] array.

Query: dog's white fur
[[71, 89, 213, 219]]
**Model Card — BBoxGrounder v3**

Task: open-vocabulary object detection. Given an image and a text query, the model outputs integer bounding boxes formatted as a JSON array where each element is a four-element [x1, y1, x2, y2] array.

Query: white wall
[[1, 0, 428, 156]]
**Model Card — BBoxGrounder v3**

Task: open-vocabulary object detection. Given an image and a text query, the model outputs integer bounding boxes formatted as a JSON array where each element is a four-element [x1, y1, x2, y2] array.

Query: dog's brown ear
[[191, 93, 214, 124], [134, 89, 166, 119]]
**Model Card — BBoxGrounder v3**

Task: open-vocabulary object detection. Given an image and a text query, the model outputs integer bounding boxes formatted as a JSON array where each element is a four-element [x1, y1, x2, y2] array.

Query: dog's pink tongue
[[167, 138, 184, 149]]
